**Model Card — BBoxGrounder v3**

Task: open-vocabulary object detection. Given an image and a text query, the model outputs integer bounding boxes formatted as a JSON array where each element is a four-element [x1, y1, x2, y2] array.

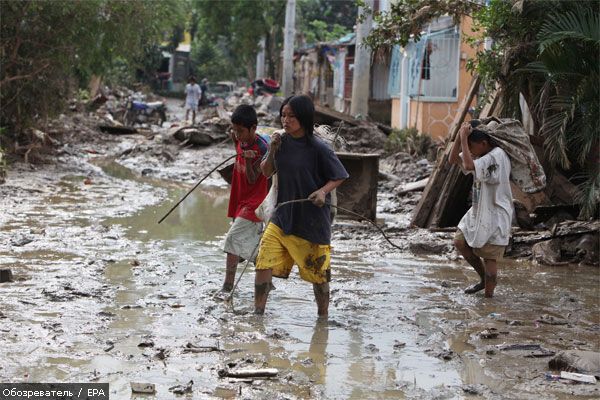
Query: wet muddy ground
[[1, 101, 598, 399]]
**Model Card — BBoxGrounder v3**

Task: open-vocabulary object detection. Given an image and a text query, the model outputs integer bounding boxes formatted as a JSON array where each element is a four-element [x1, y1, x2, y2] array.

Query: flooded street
[[0, 105, 598, 400]]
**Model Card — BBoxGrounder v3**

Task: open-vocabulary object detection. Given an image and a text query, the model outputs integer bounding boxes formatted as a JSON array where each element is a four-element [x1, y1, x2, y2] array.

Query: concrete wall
[[392, 16, 480, 138], [368, 99, 392, 125]]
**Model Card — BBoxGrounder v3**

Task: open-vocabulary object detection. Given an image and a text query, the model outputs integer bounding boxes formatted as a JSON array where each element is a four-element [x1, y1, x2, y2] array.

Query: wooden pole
[[411, 74, 481, 227]]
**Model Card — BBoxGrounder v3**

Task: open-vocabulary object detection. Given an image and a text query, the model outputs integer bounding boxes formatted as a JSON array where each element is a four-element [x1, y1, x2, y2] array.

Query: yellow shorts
[[256, 223, 331, 284], [455, 230, 505, 260]]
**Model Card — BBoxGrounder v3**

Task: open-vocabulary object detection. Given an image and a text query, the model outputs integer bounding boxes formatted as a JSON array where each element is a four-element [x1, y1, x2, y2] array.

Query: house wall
[[333, 48, 347, 112], [407, 17, 478, 140], [391, 17, 480, 138]]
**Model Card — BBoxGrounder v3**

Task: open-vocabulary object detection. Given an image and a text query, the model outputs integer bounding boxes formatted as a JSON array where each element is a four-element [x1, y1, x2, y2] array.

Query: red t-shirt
[[227, 135, 269, 222]]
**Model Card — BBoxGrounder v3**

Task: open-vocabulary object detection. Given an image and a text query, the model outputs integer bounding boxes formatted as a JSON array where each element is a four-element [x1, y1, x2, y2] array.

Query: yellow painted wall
[[391, 98, 401, 128], [405, 16, 480, 140]]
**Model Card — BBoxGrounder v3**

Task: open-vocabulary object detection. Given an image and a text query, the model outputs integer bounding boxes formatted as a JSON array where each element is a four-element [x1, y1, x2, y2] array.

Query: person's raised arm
[[449, 123, 466, 165], [242, 150, 261, 184], [260, 132, 281, 177], [459, 123, 475, 171]]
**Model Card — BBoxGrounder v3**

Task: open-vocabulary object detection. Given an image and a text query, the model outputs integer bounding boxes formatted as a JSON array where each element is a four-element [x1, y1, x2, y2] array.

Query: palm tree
[[526, 2, 599, 218]]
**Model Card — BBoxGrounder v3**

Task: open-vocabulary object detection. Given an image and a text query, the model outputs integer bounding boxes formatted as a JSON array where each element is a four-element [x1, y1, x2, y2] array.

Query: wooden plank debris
[[411, 74, 481, 227], [560, 371, 597, 384], [218, 368, 279, 378], [314, 104, 359, 126], [131, 383, 155, 394], [398, 178, 429, 194]]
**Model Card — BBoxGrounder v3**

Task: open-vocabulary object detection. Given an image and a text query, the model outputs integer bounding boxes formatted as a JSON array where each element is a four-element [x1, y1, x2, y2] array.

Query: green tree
[[192, 0, 286, 80], [0, 0, 184, 148], [298, 0, 356, 45], [524, 2, 599, 217], [302, 20, 351, 45], [191, 0, 356, 81], [364, 0, 600, 218]]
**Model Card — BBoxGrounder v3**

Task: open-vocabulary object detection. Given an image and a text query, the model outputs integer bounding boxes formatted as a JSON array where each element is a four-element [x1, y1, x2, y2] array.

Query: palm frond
[[538, 6, 600, 54], [575, 172, 600, 220]]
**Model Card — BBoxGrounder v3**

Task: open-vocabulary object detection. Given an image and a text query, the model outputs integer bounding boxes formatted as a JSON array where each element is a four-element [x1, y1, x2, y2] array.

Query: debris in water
[[183, 342, 222, 353], [169, 380, 194, 394], [10, 236, 33, 247], [137, 339, 154, 348], [0, 269, 13, 283], [537, 314, 568, 325], [218, 368, 278, 378], [559, 371, 597, 384], [479, 329, 499, 339], [130, 382, 155, 394]]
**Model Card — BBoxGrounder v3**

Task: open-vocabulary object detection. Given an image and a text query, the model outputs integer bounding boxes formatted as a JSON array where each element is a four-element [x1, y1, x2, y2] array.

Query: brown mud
[[0, 100, 598, 399]]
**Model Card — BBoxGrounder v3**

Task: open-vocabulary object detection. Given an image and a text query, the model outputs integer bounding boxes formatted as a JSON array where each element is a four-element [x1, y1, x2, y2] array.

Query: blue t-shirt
[[272, 134, 349, 245]]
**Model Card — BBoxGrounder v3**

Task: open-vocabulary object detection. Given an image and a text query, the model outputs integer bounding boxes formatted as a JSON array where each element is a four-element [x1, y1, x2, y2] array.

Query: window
[[408, 27, 460, 100]]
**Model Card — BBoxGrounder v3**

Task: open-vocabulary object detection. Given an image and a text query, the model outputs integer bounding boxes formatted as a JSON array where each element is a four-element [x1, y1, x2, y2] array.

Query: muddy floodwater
[[1, 136, 599, 399]]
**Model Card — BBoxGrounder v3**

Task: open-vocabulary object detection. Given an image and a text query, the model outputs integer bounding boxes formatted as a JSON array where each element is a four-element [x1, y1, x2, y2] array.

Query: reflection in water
[[107, 186, 231, 242], [295, 320, 329, 385], [101, 158, 231, 242], [4, 157, 597, 399]]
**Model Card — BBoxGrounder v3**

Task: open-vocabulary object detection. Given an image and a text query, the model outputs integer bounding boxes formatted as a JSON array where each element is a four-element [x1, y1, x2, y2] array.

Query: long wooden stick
[[411, 74, 481, 227], [157, 153, 237, 224]]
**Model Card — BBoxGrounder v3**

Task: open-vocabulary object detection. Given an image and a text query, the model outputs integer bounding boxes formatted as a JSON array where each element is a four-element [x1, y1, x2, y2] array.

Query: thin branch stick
[[226, 198, 402, 308], [157, 153, 237, 224]]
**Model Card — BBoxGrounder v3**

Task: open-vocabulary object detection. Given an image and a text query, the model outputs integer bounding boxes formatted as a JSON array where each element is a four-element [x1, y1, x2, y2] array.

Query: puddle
[[1, 157, 598, 399]]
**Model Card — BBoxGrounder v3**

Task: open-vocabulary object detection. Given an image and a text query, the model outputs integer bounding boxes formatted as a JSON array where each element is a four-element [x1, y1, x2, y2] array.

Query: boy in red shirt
[[222, 105, 269, 292]]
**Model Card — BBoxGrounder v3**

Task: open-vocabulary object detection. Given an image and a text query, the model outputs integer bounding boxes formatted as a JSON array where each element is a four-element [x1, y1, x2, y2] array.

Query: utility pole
[[282, 0, 296, 97], [350, 0, 373, 118], [256, 36, 266, 80]]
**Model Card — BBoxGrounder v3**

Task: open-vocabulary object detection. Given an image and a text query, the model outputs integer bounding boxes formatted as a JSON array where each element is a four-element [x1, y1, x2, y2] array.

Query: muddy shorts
[[223, 217, 263, 261], [185, 100, 199, 111], [255, 223, 331, 284], [455, 230, 505, 260]]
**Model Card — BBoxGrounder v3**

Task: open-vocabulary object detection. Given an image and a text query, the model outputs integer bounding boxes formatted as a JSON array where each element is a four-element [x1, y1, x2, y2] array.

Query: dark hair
[[188, 75, 196, 83], [467, 128, 494, 145], [280, 94, 314, 137], [469, 119, 482, 128], [231, 105, 258, 129]]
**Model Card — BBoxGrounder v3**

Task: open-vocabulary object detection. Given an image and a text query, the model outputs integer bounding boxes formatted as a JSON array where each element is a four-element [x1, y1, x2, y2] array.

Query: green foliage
[[299, 0, 356, 31], [191, 0, 356, 80], [193, 0, 285, 79], [363, 0, 476, 49], [465, 0, 546, 119], [526, 2, 599, 218], [0, 0, 184, 144], [190, 38, 243, 82], [385, 127, 433, 158], [303, 20, 351, 45], [104, 58, 135, 88], [298, 0, 356, 45], [366, 0, 600, 217]]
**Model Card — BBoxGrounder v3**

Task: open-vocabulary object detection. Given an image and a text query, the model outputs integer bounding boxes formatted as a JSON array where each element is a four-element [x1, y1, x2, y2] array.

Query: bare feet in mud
[[464, 282, 485, 294]]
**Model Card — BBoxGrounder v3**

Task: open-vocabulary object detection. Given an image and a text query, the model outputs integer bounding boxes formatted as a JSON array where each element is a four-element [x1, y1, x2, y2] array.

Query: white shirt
[[458, 147, 513, 248], [185, 83, 201, 104]]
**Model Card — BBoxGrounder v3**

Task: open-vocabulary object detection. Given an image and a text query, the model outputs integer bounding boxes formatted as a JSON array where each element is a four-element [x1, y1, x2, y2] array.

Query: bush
[[0, 0, 183, 148], [385, 127, 435, 158]]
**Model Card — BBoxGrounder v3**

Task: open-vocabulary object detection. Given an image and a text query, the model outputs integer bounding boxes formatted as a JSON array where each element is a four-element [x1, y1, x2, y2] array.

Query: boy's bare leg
[[185, 109, 190, 122], [454, 238, 485, 293], [313, 282, 329, 318], [254, 269, 272, 315], [192, 110, 196, 125], [483, 259, 497, 298], [222, 253, 239, 292]]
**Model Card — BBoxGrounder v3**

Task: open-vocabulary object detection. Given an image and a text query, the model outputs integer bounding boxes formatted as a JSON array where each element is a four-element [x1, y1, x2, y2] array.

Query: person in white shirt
[[449, 121, 513, 298], [184, 76, 202, 124]]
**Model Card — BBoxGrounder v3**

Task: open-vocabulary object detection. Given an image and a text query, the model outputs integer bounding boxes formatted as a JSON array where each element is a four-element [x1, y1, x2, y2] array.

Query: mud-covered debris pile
[[381, 152, 432, 183], [333, 122, 388, 153]]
